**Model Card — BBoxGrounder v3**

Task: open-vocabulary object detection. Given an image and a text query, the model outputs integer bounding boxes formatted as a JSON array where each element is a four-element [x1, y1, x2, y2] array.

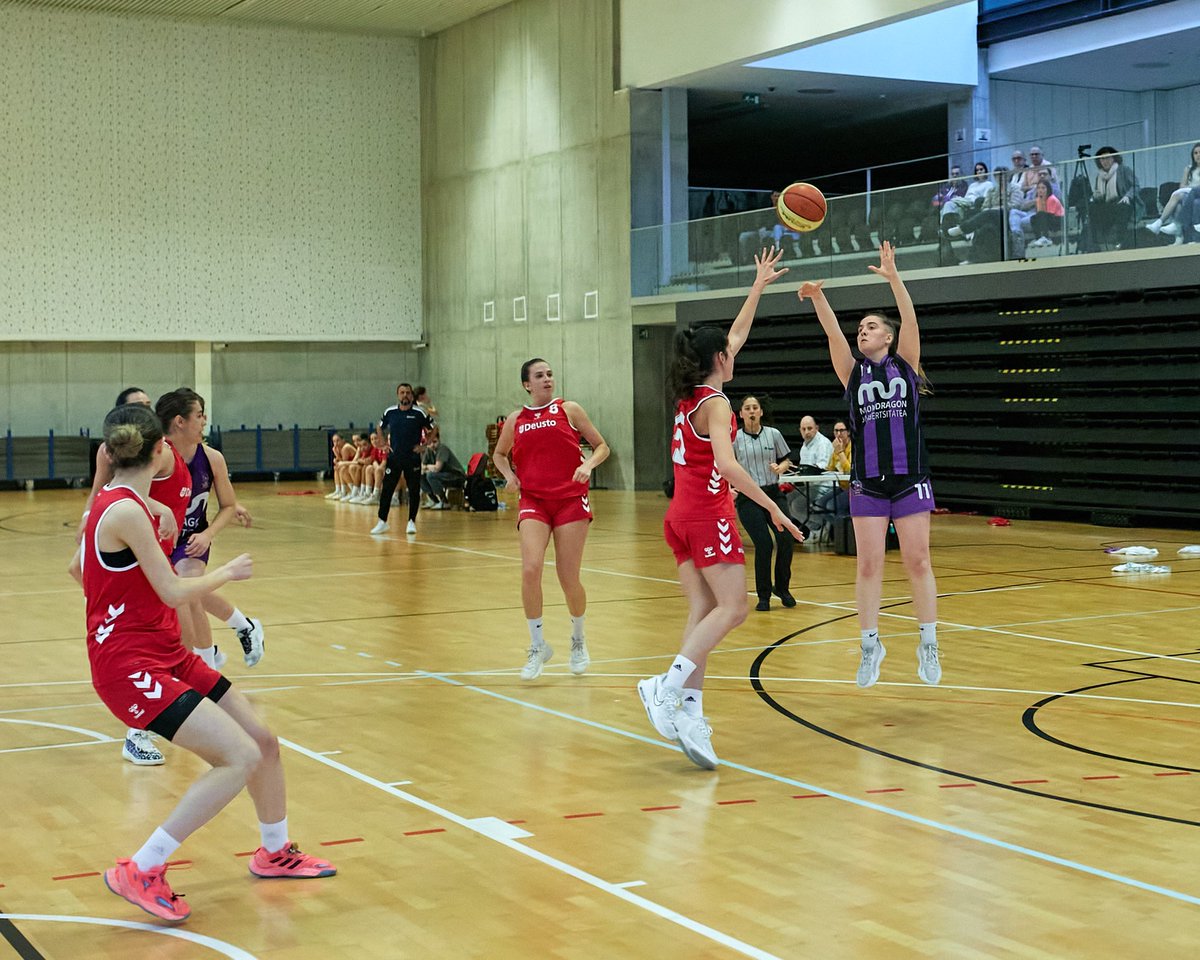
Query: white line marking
[[0, 717, 117, 741], [615, 880, 647, 889], [420, 672, 1200, 907], [356, 652, 373, 659], [467, 816, 533, 841], [0, 739, 120, 755], [387, 780, 412, 786], [0, 914, 257, 959], [331, 644, 346, 650], [279, 737, 783, 960]]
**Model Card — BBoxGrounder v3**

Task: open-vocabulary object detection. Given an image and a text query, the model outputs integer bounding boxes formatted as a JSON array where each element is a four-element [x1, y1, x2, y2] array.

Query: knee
[[254, 731, 280, 766], [724, 598, 748, 630], [227, 736, 263, 779], [521, 560, 543, 583], [903, 550, 932, 579], [856, 555, 884, 580]]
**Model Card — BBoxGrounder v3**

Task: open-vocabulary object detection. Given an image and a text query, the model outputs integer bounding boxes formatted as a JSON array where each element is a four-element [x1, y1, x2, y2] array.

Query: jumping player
[[638, 248, 802, 769], [76, 403, 334, 924], [371, 383, 432, 536], [491, 359, 610, 680], [798, 241, 940, 688]]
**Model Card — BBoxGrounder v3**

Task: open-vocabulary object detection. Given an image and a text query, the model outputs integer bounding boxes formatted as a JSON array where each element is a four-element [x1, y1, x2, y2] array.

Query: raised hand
[[753, 246, 788, 288], [796, 279, 825, 302], [867, 241, 899, 282]]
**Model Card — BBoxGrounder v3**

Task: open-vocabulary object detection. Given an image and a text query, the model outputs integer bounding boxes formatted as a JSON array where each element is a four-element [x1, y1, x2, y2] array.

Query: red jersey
[[149, 440, 192, 555], [82, 486, 183, 678], [666, 386, 737, 521], [511, 398, 587, 499], [370, 445, 387, 463]]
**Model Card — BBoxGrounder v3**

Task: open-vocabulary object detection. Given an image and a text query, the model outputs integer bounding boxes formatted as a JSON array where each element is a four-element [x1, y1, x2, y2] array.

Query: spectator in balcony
[[731, 395, 795, 611], [1023, 145, 1058, 192], [1008, 169, 1063, 256], [940, 162, 996, 225], [739, 192, 815, 263], [1025, 178, 1066, 249], [931, 166, 967, 211], [420, 426, 466, 509], [1008, 149, 1028, 189], [1089, 146, 1141, 249], [1146, 142, 1200, 240], [945, 166, 1014, 264]]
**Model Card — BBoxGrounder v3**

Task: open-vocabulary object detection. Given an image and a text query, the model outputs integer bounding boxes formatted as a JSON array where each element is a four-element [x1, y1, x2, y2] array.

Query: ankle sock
[[132, 827, 181, 872], [663, 655, 697, 691], [861, 628, 880, 649]]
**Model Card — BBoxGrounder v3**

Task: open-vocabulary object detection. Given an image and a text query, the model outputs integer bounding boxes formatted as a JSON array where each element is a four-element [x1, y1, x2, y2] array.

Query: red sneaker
[[249, 842, 337, 879], [103, 859, 190, 923]]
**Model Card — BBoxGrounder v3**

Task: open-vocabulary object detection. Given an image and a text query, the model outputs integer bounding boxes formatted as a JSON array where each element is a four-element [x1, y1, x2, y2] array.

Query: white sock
[[570, 615, 585, 642], [132, 826, 181, 872], [662, 655, 697, 692], [919, 622, 938, 647], [225, 608, 253, 632], [680, 688, 703, 716], [861, 629, 880, 650], [194, 645, 217, 668], [259, 817, 289, 854], [527, 618, 544, 648]]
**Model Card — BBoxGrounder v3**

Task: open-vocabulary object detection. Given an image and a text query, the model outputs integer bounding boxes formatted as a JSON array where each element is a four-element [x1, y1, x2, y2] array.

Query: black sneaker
[[775, 590, 797, 608], [755, 598, 770, 612]]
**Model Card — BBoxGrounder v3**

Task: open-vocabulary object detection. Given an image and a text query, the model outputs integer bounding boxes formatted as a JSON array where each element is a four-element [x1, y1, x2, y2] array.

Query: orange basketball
[[776, 182, 827, 232]]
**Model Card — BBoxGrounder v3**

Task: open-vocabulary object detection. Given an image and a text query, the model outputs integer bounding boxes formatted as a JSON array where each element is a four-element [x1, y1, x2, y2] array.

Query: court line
[[0, 718, 116, 741], [0, 914, 257, 959], [419, 672, 1200, 908], [279, 737, 783, 960]]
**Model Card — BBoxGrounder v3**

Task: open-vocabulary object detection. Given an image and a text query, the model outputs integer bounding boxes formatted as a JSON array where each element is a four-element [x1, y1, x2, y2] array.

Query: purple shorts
[[849, 475, 935, 520], [170, 532, 211, 567]]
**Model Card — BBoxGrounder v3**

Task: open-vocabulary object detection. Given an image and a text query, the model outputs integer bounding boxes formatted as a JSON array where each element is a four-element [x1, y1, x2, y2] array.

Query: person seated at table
[[813, 420, 852, 522], [777, 415, 833, 530]]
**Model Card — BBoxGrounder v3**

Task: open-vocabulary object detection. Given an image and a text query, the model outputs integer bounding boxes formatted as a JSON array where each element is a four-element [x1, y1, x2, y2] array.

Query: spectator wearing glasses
[[1022, 146, 1058, 192]]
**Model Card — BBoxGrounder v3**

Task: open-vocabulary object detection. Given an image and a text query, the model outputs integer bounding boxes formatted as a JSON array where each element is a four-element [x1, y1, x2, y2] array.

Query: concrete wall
[[420, 0, 635, 485]]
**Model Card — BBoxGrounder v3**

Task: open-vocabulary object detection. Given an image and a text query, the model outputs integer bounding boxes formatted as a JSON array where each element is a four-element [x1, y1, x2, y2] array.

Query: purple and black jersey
[[171, 444, 213, 565], [845, 352, 928, 482]]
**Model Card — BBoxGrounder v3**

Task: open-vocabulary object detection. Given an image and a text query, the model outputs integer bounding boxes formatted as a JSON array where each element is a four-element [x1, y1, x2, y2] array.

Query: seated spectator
[[1146, 142, 1200, 240], [350, 431, 389, 504], [1008, 169, 1064, 257], [1089, 146, 1141, 249], [946, 166, 1014, 263], [1027, 179, 1066, 249], [1170, 186, 1200, 244], [1022, 145, 1058, 192], [931, 166, 966, 211], [739, 192, 814, 262], [1008, 149, 1028, 190], [420, 426, 466, 509], [344, 433, 377, 503], [940, 162, 996, 224]]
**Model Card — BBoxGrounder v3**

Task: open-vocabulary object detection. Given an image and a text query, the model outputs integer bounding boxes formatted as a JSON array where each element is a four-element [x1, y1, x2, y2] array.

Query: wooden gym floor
[[2, 483, 1199, 958]]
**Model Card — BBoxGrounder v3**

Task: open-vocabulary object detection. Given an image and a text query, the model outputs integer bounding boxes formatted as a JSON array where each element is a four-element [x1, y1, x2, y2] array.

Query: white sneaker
[[1146, 218, 1162, 235], [675, 712, 718, 769], [370, 520, 389, 535], [405, 520, 417, 535], [390, 494, 400, 506], [520, 642, 553, 680], [637, 674, 681, 740], [856, 641, 886, 689], [367, 491, 380, 504], [946, 225, 963, 238], [1161, 222, 1181, 236], [569, 637, 589, 675], [237, 618, 265, 667], [917, 641, 942, 685], [325, 489, 342, 500], [122, 729, 165, 766], [213, 645, 227, 670]]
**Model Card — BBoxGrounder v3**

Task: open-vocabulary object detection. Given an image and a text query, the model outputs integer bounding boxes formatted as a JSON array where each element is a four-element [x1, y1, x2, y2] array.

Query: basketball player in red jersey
[[76, 403, 334, 924], [638, 248, 802, 769], [492, 360, 610, 680]]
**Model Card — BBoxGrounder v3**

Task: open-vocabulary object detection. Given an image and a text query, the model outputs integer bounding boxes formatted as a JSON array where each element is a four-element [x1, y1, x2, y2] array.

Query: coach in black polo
[[371, 382, 433, 536]]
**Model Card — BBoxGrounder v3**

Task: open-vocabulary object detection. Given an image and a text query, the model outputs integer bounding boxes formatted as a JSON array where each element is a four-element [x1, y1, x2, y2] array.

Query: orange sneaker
[[103, 859, 190, 923], [249, 842, 337, 879]]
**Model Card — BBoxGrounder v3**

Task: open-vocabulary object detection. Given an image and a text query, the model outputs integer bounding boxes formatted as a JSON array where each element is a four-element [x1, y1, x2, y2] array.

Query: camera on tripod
[[1077, 144, 1092, 158]]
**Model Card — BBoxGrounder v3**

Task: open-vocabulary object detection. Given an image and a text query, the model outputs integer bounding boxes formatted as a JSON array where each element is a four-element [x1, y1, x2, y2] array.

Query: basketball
[[776, 182, 827, 232]]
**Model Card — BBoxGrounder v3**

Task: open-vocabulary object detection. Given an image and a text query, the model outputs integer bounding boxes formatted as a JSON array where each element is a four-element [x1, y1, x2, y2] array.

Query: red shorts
[[664, 515, 745, 568], [91, 643, 224, 730], [517, 491, 593, 529]]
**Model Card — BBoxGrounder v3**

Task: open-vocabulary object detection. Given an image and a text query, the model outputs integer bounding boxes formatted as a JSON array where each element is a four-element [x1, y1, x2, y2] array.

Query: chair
[[1139, 187, 1160, 219]]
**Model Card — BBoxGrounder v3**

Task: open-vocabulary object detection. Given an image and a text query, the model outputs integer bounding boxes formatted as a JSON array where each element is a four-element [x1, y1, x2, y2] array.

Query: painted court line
[[279, 737, 782, 960], [0, 914, 257, 959], [420, 672, 1200, 909]]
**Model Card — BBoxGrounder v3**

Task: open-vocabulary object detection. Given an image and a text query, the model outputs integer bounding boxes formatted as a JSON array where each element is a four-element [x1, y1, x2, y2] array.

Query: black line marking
[[749, 599, 1200, 828], [0, 912, 47, 960]]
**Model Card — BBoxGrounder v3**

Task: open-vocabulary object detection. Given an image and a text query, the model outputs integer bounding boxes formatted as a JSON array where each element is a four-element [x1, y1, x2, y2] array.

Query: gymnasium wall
[[419, 0, 635, 486], [0, 5, 421, 346], [0, 341, 419, 436]]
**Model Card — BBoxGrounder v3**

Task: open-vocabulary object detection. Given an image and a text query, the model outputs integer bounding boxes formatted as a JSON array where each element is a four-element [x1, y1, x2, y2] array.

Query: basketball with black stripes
[[776, 182, 827, 232]]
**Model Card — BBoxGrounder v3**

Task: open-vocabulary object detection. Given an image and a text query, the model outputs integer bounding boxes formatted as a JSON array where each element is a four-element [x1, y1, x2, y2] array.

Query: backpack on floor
[[465, 453, 498, 512]]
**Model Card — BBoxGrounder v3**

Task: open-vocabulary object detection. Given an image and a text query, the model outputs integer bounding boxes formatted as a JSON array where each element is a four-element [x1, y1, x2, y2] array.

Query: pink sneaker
[[249, 842, 337, 879], [103, 859, 190, 923]]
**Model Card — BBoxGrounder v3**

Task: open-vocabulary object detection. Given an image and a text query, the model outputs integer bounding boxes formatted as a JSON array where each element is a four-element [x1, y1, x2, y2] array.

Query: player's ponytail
[[667, 325, 727, 405], [104, 403, 163, 469]]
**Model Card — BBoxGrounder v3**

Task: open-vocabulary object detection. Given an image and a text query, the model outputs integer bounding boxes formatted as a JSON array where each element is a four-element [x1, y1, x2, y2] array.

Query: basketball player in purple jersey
[[798, 242, 940, 688]]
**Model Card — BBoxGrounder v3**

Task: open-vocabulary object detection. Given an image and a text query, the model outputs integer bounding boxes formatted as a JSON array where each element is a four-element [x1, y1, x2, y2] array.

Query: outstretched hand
[[867, 241, 899, 282], [796, 279, 825, 302], [753, 246, 788, 288]]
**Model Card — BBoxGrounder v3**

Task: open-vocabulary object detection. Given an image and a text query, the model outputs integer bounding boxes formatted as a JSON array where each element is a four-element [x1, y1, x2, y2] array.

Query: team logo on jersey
[[703, 546, 716, 559], [706, 467, 722, 494], [857, 376, 908, 405], [128, 670, 163, 701], [128, 704, 145, 720], [717, 519, 733, 554], [518, 419, 557, 435], [581, 495, 590, 513]]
